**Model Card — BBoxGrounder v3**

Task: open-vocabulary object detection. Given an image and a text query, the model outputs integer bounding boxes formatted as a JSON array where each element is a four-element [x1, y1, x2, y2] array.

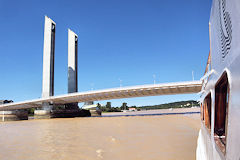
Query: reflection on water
[[0, 114, 200, 160]]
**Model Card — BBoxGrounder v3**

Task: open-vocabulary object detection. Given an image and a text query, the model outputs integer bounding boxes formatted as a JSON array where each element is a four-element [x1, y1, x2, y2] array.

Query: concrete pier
[[34, 16, 56, 119], [0, 100, 28, 121], [0, 110, 28, 122]]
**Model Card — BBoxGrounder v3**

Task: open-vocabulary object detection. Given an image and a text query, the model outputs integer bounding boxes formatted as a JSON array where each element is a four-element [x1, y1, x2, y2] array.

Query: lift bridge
[[0, 81, 202, 111], [0, 16, 202, 113]]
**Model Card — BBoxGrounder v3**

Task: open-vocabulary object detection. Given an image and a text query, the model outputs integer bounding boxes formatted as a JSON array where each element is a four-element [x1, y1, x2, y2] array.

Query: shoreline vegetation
[[99, 100, 199, 113]]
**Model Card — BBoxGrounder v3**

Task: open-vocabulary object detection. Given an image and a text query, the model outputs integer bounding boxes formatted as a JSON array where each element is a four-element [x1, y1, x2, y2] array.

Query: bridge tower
[[66, 29, 79, 109], [42, 16, 55, 99], [34, 16, 56, 118]]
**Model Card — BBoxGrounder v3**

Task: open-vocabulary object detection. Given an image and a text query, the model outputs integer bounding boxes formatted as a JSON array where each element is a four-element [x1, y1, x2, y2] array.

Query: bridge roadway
[[0, 81, 202, 111]]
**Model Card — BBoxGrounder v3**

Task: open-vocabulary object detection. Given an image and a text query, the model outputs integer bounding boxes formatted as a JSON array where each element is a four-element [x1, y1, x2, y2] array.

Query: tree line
[[98, 100, 199, 112]]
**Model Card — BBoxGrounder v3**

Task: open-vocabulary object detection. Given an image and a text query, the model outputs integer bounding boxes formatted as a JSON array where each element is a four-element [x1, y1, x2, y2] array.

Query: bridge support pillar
[[0, 110, 28, 121], [34, 103, 53, 119], [66, 29, 79, 110], [34, 16, 56, 119]]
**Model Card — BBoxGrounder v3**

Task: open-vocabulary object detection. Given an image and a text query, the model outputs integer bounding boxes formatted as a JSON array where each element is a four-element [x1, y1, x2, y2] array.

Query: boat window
[[214, 72, 229, 154], [204, 93, 211, 130]]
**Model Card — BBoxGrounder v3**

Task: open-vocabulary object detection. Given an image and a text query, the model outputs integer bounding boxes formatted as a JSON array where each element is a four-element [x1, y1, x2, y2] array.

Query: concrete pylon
[[66, 29, 78, 109], [35, 16, 56, 118], [68, 29, 78, 93], [42, 16, 56, 99]]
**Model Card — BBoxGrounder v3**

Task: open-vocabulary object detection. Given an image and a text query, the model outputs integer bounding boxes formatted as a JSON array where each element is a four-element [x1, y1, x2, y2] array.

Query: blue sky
[[0, 0, 212, 107]]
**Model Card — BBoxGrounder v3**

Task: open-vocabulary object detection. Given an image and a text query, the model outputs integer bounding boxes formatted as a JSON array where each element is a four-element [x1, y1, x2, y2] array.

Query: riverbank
[[102, 107, 200, 117]]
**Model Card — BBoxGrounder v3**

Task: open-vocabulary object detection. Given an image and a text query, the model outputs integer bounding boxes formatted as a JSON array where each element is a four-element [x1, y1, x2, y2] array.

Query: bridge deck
[[0, 81, 202, 110]]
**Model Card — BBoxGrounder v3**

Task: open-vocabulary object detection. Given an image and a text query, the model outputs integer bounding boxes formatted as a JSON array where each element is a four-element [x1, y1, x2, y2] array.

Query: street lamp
[[153, 74, 156, 85], [90, 83, 94, 90], [192, 71, 194, 81], [119, 79, 122, 88]]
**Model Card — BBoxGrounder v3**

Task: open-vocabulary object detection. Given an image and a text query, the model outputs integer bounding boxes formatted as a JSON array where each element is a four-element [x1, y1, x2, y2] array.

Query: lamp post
[[119, 79, 122, 88], [153, 74, 156, 85], [192, 71, 195, 81], [90, 83, 94, 91]]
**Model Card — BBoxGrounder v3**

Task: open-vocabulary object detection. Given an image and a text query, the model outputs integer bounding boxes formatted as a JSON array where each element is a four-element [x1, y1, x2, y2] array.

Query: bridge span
[[0, 80, 202, 111]]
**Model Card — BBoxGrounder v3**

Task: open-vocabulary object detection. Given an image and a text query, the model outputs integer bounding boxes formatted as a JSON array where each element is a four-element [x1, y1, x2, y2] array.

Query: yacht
[[196, 0, 240, 159]]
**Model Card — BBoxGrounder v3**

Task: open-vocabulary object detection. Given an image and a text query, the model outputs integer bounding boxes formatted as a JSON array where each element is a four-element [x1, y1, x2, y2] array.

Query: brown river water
[[0, 112, 200, 160]]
